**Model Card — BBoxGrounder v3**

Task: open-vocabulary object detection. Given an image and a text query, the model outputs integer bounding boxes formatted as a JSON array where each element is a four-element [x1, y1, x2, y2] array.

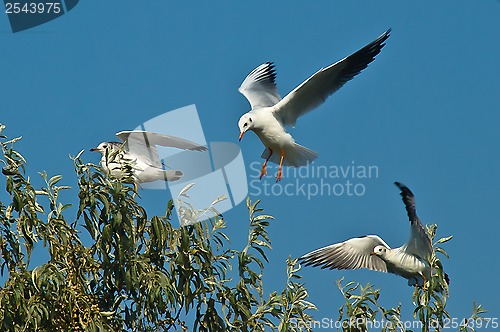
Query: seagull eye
[[244, 123, 248, 127]]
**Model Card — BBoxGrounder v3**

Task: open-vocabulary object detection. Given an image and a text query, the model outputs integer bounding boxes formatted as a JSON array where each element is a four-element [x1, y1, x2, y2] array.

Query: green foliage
[[336, 279, 408, 332], [0, 125, 316, 331], [410, 225, 451, 332]]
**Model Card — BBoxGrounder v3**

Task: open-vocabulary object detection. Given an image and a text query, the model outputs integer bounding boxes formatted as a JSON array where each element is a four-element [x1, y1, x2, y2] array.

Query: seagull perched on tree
[[91, 130, 207, 189], [237, 29, 390, 181], [299, 182, 449, 287]]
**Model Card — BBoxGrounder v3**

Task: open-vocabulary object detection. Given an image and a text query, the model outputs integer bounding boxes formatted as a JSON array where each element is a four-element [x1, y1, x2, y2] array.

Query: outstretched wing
[[275, 29, 391, 127], [299, 235, 390, 273], [238, 62, 281, 109], [394, 182, 433, 260], [116, 131, 207, 167], [117, 131, 207, 150]]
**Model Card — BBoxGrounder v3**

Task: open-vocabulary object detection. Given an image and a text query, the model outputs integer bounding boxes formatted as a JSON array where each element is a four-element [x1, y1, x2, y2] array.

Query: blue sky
[[1, 0, 499, 326]]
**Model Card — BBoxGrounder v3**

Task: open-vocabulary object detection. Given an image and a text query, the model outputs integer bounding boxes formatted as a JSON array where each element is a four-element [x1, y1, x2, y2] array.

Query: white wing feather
[[116, 130, 207, 168], [300, 235, 390, 272], [238, 62, 281, 109], [117, 131, 207, 151]]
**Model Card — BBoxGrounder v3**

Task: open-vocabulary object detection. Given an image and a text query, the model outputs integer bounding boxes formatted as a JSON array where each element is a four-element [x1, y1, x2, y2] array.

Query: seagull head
[[90, 142, 121, 155], [371, 245, 388, 258], [238, 113, 254, 141]]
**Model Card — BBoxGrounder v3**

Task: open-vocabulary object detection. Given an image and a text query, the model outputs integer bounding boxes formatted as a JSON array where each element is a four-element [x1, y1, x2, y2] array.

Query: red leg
[[276, 150, 285, 182], [260, 149, 273, 179]]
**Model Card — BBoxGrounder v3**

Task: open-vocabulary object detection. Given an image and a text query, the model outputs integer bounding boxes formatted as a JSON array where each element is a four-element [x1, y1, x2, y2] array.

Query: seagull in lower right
[[299, 182, 449, 287]]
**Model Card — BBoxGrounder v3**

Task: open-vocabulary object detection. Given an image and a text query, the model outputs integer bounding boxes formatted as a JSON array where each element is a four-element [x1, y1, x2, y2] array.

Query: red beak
[[239, 131, 244, 141]]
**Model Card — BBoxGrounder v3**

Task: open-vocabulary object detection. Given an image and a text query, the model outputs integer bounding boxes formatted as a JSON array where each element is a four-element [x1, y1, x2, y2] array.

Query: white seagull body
[[91, 130, 207, 185], [299, 182, 445, 287], [238, 29, 391, 181]]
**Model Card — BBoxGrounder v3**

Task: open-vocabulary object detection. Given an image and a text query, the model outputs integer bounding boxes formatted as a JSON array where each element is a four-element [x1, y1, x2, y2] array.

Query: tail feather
[[261, 143, 318, 167]]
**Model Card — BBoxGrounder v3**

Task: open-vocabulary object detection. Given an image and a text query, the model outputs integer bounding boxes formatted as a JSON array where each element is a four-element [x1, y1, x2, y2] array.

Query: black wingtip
[[394, 181, 416, 199], [377, 28, 391, 45], [394, 181, 412, 195], [191, 145, 208, 152], [266, 62, 277, 81], [369, 29, 391, 51], [261, 62, 275, 73], [298, 252, 320, 268], [394, 181, 418, 222], [337, 28, 391, 82], [250, 62, 277, 85], [297, 255, 310, 268], [297, 254, 307, 264]]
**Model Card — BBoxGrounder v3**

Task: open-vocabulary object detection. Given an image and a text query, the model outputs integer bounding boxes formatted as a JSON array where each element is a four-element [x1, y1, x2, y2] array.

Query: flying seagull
[[237, 29, 390, 181], [299, 182, 448, 287], [91, 130, 207, 188]]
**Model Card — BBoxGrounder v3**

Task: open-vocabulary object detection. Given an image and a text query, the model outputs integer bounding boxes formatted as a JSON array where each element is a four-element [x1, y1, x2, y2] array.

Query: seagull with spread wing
[[91, 130, 207, 187], [299, 182, 449, 287], [237, 29, 390, 181]]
